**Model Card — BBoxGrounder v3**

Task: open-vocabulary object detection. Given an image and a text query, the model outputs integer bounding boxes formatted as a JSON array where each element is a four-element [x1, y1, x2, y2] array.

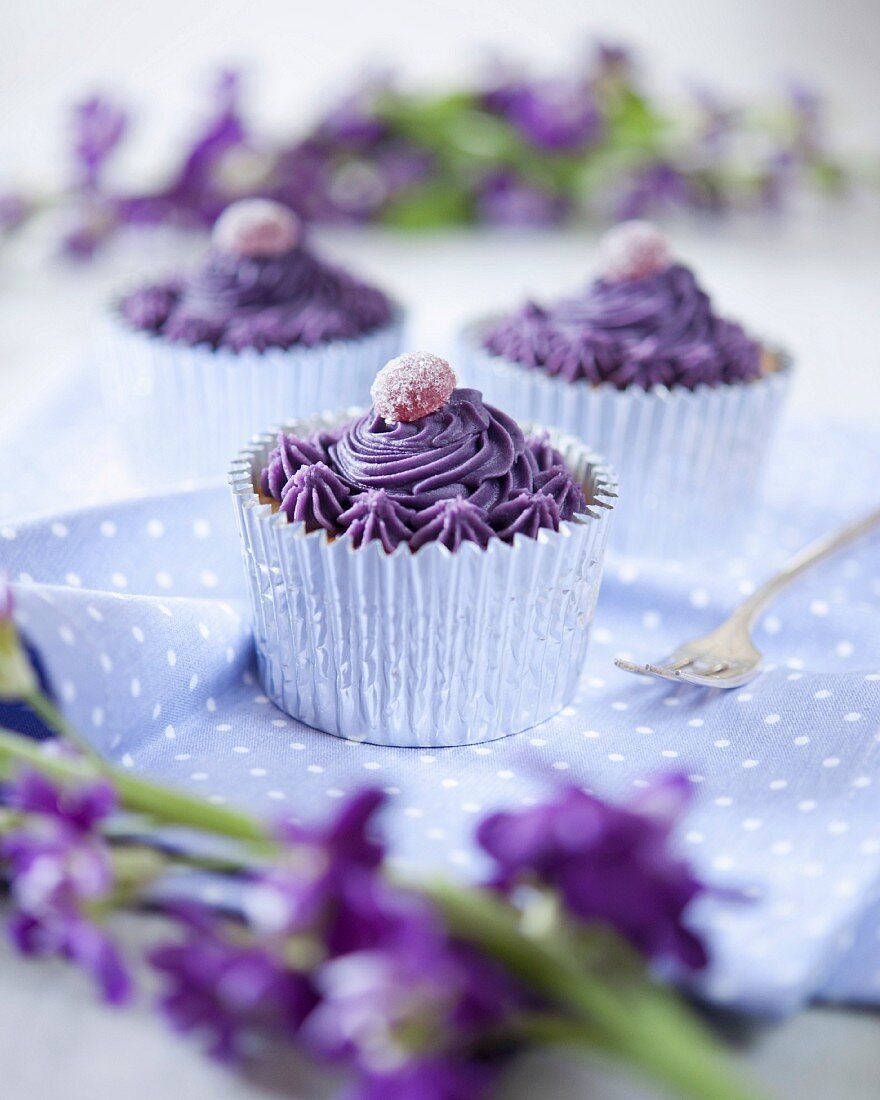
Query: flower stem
[[425, 880, 761, 1100], [0, 726, 274, 849]]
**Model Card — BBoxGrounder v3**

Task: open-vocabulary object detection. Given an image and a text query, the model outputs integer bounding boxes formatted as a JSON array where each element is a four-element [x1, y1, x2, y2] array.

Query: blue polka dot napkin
[[1, 414, 878, 1018]]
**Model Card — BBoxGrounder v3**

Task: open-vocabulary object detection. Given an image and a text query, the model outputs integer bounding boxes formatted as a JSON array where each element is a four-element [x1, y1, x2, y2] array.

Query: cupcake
[[460, 221, 791, 559], [100, 199, 404, 486], [229, 352, 616, 747]]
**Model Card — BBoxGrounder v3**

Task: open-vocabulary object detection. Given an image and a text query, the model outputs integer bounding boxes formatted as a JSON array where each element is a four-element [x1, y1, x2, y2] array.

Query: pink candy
[[212, 199, 301, 258], [599, 220, 672, 282], [371, 352, 457, 423]]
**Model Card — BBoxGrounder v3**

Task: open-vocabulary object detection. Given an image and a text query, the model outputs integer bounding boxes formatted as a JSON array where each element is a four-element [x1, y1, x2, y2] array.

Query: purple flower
[[71, 96, 128, 188], [303, 899, 514, 1088], [475, 170, 568, 227], [614, 162, 695, 220], [0, 193, 29, 234], [348, 1058, 497, 1100], [477, 775, 708, 970], [315, 85, 390, 150], [150, 904, 317, 1060], [2, 770, 129, 1001], [484, 79, 602, 153], [242, 789, 387, 948]]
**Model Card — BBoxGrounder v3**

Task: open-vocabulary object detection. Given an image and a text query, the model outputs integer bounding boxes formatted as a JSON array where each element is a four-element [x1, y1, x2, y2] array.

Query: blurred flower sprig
[[0, 42, 864, 260], [0, 578, 761, 1099]]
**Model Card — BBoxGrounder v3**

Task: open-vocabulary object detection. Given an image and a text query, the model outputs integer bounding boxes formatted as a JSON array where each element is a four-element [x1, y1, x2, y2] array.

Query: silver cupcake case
[[230, 409, 617, 748], [97, 309, 405, 489], [460, 321, 792, 561]]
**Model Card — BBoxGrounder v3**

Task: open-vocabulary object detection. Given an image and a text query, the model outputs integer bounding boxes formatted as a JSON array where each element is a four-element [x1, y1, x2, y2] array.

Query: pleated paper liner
[[230, 409, 617, 748]]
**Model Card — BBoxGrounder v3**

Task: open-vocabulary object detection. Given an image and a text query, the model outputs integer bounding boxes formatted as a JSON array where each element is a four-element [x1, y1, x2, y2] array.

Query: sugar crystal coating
[[212, 199, 301, 258], [370, 352, 457, 424], [598, 220, 672, 282]]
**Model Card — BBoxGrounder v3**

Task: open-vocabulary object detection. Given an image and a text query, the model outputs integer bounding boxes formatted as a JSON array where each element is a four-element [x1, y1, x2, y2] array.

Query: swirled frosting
[[481, 261, 762, 391], [120, 245, 393, 352], [330, 388, 536, 511], [261, 382, 590, 551]]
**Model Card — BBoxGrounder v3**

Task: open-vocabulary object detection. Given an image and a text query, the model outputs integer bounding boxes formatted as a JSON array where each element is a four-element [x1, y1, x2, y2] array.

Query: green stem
[[25, 692, 98, 760], [426, 880, 760, 1100], [0, 726, 274, 849]]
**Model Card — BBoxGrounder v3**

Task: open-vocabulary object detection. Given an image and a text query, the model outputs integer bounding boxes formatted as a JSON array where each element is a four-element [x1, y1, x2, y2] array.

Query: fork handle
[[733, 505, 880, 628]]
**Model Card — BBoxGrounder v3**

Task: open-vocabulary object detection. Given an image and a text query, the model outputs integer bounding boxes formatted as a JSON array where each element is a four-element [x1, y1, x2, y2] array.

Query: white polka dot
[[87, 606, 103, 622], [828, 821, 849, 835], [441, 778, 459, 788], [583, 730, 601, 739], [798, 800, 817, 812], [156, 571, 174, 589], [271, 718, 287, 728], [91, 707, 104, 728], [822, 757, 841, 768], [688, 718, 704, 728], [793, 735, 810, 746], [174, 753, 192, 761], [111, 572, 127, 589], [769, 779, 788, 790], [130, 678, 141, 697], [771, 840, 793, 856], [164, 725, 176, 739], [685, 831, 704, 845], [215, 723, 232, 732], [864, 673, 880, 682], [147, 519, 165, 538], [528, 738, 545, 747], [289, 742, 304, 751], [363, 762, 381, 771], [404, 807, 424, 818], [497, 770, 514, 780], [763, 615, 782, 635], [853, 776, 872, 789], [690, 588, 710, 608], [1, 526, 17, 540], [205, 697, 217, 712], [714, 739, 730, 749], [267, 790, 285, 800], [167, 650, 177, 666], [58, 625, 76, 646], [810, 600, 829, 617], [662, 697, 680, 707], [99, 653, 113, 673], [611, 701, 628, 712], [636, 725, 653, 735], [250, 767, 267, 777], [844, 712, 861, 722], [661, 749, 679, 758], [607, 753, 625, 762], [65, 572, 82, 588], [552, 761, 570, 770], [307, 765, 324, 774], [152, 704, 162, 719], [472, 746, 492, 756], [742, 759, 759, 769], [60, 681, 76, 702], [121, 754, 134, 768], [51, 522, 69, 538], [560, 706, 577, 717], [200, 570, 219, 589], [814, 689, 831, 699], [253, 695, 269, 704], [642, 611, 661, 629], [189, 674, 199, 691], [714, 796, 733, 806], [462, 802, 482, 814], [132, 626, 145, 643], [198, 622, 211, 639], [764, 714, 781, 725], [233, 746, 249, 754], [100, 520, 117, 537], [836, 640, 854, 658], [742, 818, 763, 831], [193, 519, 211, 538], [712, 855, 735, 871]]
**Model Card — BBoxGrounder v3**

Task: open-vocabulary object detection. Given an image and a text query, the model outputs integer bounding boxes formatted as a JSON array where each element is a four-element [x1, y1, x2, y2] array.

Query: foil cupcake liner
[[460, 321, 792, 561], [97, 308, 405, 489], [229, 410, 617, 748]]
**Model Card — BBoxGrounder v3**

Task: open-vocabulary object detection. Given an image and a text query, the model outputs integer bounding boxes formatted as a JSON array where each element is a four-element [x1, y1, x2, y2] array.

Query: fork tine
[[614, 657, 650, 675]]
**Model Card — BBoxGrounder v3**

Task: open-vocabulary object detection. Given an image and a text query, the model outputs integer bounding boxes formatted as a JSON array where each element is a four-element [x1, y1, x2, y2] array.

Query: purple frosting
[[119, 243, 393, 352], [408, 498, 495, 552], [261, 390, 590, 551], [330, 388, 537, 511], [278, 463, 352, 534], [482, 263, 762, 391], [534, 465, 587, 521], [490, 492, 560, 542], [339, 490, 417, 553]]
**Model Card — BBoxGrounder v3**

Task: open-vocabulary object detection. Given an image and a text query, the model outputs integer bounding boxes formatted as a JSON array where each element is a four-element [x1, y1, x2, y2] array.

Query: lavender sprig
[[0, 43, 861, 258], [0, 582, 758, 1100]]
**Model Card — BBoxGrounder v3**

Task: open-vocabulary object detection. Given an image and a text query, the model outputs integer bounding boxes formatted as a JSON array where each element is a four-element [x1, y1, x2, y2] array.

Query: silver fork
[[615, 505, 880, 689]]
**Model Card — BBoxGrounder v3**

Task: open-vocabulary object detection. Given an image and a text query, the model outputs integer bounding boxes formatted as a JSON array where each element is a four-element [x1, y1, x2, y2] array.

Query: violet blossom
[[149, 904, 318, 1060], [2, 769, 130, 1002], [475, 170, 568, 227], [483, 78, 602, 153], [71, 95, 128, 189], [477, 774, 708, 971]]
